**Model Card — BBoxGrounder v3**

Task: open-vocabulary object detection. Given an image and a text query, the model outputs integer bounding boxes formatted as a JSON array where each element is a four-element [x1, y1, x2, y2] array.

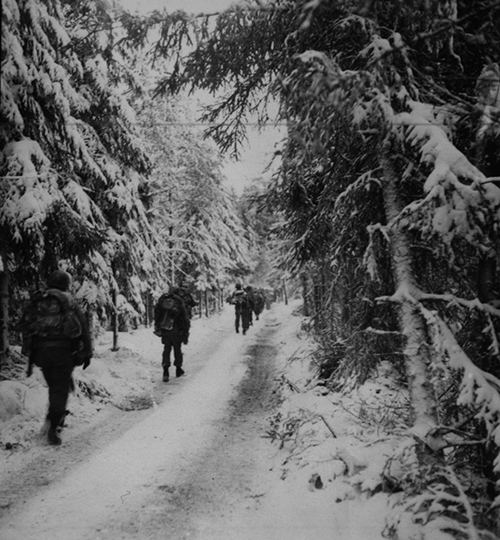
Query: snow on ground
[[0, 306, 256, 539], [211, 303, 410, 540], [1, 300, 414, 539]]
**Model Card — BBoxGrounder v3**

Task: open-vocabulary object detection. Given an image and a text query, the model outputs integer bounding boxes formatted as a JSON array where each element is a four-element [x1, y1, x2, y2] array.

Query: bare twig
[[318, 414, 337, 438]]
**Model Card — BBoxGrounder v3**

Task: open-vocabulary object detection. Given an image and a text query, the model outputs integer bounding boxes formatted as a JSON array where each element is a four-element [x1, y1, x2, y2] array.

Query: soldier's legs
[[172, 341, 183, 368], [42, 362, 73, 428], [173, 340, 184, 376], [161, 342, 171, 381], [235, 309, 241, 333], [242, 309, 250, 334], [162, 342, 172, 368], [36, 346, 73, 445]]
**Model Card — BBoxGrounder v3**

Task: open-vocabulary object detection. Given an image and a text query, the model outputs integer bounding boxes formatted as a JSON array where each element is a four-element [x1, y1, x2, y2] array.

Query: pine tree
[[1, 0, 159, 342], [139, 91, 253, 295]]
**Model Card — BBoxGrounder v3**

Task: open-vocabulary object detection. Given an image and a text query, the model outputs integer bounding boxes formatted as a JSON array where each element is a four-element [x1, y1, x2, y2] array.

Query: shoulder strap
[[44, 288, 71, 309]]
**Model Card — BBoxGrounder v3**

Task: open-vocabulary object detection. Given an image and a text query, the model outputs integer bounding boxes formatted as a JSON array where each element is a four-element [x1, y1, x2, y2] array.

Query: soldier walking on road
[[253, 288, 266, 320], [227, 283, 250, 335], [20, 270, 92, 446], [244, 286, 255, 327], [154, 288, 190, 382]]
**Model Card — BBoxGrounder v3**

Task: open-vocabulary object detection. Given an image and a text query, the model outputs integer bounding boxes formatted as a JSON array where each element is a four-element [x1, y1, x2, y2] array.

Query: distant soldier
[[244, 286, 255, 327], [253, 289, 266, 320], [20, 270, 92, 446], [154, 289, 190, 382], [227, 283, 250, 335], [263, 288, 274, 309]]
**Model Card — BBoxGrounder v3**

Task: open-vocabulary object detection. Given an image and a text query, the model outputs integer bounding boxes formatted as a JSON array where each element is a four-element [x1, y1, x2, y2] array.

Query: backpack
[[20, 289, 83, 341], [160, 295, 180, 313], [233, 291, 248, 307], [157, 294, 182, 332]]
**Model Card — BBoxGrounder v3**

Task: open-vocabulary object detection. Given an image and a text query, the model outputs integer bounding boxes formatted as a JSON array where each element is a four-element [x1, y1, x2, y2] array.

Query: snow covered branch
[[418, 292, 500, 319]]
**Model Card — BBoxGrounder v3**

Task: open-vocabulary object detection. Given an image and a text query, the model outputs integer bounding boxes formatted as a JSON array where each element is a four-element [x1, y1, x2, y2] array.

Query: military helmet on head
[[47, 270, 71, 291]]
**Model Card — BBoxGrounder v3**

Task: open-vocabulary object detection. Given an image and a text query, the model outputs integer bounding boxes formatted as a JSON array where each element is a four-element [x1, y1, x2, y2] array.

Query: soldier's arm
[[179, 298, 190, 330], [74, 304, 93, 358]]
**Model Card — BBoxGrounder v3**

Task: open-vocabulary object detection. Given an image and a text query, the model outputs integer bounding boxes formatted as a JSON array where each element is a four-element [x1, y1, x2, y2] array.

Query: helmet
[[47, 270, 71, 291]]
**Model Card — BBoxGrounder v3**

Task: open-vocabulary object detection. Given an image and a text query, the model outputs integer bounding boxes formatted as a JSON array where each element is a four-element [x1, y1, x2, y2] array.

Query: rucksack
[[233, 291, 248, 307], [20, 289, 83, 341], [157, 294, 182, 331], [160, 295, 180, 313]]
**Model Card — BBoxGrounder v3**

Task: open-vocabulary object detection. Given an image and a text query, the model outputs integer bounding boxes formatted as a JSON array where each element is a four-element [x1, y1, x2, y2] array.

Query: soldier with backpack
[[226, 283, 250, 335], [20, 270, 92, 446], [154, 288, 190, 382], [244, 285, 256, 327], [253, 288, 266, 320]]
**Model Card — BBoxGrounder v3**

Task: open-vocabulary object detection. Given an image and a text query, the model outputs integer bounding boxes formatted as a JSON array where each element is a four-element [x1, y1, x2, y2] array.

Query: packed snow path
[[0, 305, 297, 539]]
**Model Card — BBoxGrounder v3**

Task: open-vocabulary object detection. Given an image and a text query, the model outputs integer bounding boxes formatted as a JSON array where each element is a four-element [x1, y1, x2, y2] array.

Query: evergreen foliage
[[138, 91, 254, 292], [1, 0, 153, 320], [0, 0, 254, 335]]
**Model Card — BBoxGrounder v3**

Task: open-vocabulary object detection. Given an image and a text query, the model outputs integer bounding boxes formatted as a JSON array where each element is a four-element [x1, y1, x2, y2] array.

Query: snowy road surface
[[0, 304, 330, 539]]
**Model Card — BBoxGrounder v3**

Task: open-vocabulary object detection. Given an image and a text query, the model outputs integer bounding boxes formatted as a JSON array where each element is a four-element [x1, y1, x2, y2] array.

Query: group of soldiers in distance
[[226, 283, 270, 335]]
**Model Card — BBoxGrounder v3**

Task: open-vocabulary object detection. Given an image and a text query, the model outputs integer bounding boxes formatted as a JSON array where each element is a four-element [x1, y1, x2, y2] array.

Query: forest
[[1, 0, 500, 538]]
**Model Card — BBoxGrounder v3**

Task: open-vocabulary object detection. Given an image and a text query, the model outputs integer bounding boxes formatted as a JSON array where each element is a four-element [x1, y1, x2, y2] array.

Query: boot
[[48, 426, 61, 446], [163, 367, 169, 382], [58, 410, 70, 428], [176, 366, 185, 377]]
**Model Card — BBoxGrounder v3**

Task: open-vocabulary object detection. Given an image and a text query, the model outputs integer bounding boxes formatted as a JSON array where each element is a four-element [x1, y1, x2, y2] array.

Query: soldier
[[227, 283, 249, 334], [243, 285, 255, 327], [20, 270, 92, 446], [253, 288, 266, 320], [154, 289, 190, 382]]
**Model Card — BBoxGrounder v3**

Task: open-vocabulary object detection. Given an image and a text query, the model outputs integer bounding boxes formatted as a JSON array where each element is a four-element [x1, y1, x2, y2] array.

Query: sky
[[118, 0, 285, 195]]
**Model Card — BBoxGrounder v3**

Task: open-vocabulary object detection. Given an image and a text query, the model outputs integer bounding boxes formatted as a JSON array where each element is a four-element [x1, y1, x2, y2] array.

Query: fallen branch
[[318, 414, 337, 438]]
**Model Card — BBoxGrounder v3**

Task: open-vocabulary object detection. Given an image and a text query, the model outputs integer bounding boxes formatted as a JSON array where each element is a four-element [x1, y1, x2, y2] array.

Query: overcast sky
[[119, 0, 242, 13], [119, 0, 284, 195]]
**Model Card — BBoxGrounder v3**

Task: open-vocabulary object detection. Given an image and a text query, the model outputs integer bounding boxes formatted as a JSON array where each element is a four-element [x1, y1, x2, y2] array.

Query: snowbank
[[0, 308, 223, 450], [257, 305, 412, 540]]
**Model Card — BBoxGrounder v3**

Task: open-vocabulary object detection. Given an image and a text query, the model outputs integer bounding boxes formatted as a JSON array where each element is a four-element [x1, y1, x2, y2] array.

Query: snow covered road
[[0, 306, 287, 539]]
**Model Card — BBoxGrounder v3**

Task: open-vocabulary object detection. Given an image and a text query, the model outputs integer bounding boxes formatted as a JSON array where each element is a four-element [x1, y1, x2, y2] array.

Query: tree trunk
[[381, 151, 438, 457], [0, 262, 9, 370], [111, 287, 119, 351], [283, 277, 288, 306], [301, 271, 310, 316]]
